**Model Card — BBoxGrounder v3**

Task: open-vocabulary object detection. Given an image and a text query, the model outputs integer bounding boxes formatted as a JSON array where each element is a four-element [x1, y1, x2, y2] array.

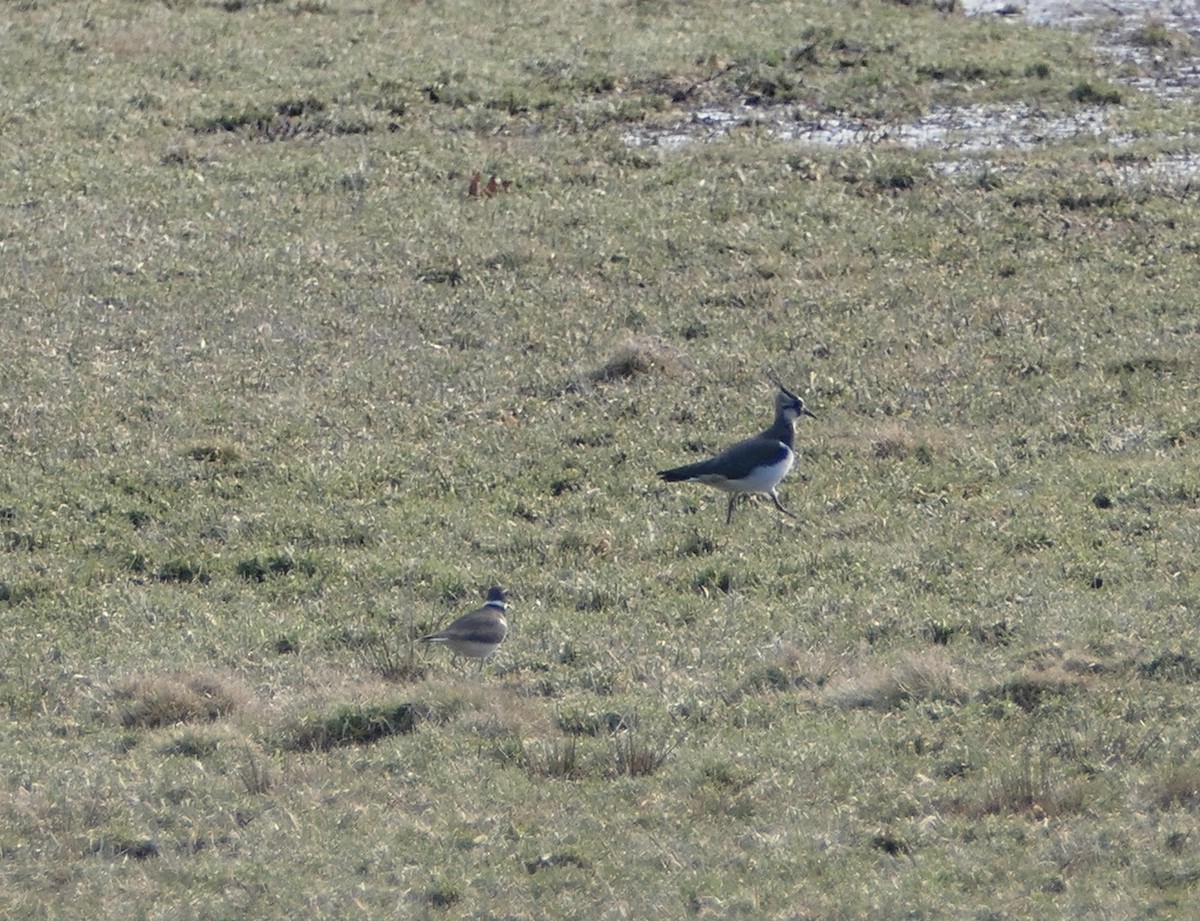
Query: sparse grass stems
[[515, 736, 587, 780], [610, 727, 678, 777]]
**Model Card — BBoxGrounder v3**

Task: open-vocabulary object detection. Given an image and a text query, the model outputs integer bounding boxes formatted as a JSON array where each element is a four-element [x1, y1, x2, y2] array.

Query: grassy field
[[3, 0, 1200, 917]]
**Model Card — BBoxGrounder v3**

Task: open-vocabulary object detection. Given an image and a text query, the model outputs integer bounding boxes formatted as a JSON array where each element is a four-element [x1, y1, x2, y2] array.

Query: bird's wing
[[440, 609, 508, 644], [713, 437, 789, 478]]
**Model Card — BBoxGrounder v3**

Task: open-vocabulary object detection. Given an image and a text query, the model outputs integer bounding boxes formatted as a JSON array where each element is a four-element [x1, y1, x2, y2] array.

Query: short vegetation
[[1, 0, 1199, 918]]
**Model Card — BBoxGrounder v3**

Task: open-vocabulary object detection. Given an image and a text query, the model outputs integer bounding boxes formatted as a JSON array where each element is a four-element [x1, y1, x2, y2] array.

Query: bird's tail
[[658, 460, 714, 482]]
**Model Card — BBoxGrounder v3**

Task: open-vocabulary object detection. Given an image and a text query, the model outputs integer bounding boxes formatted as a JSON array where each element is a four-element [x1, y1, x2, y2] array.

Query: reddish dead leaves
[[467, 170, 513, 199]]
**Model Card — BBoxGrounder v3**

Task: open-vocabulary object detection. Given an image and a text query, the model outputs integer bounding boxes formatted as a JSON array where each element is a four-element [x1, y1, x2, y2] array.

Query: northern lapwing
[[658, 375, 815, 524], [418, 586, 510, 668]]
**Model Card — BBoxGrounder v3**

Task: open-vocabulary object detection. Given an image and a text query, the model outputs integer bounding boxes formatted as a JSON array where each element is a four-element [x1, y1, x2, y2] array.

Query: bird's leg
[[769, 489, 797, 519], [726, 494, 737, 524]]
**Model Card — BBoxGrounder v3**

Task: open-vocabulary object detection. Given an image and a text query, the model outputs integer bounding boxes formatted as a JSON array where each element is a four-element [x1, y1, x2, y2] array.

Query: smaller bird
[[418, 586, 510, 669], [658, 374, 816, 524]]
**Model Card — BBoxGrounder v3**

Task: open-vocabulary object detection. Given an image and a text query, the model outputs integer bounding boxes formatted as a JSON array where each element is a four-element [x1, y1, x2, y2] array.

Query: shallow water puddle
[[624, 101, 1111, 154], [624, 0, 1199, 180], [968, 0, 1200, 98]]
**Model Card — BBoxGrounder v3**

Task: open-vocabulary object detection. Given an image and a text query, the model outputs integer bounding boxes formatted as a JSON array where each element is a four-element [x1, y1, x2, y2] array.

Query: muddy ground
[[627, 0, 1199, 176]]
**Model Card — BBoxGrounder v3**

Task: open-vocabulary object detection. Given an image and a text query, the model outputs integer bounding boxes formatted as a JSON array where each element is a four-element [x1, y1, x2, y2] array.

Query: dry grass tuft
[[872, 428, 915, 461], [1145, 765, 1200, 812], [868, 421, 935, 463], [588, 334, 689, 382], [762, 643, 839, 690], [827, 652, 965, 710], [114, 673, 246, 729]]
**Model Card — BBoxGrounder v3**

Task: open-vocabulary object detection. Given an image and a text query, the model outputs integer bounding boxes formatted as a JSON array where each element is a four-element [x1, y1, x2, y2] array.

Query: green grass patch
[[277, 701, 418, 751], [1, 0, 1199, 917]]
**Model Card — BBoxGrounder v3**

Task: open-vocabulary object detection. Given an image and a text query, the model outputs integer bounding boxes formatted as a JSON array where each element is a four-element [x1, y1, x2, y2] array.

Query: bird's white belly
[[704, 448, 794, 493], [444, 639, 501, 658]]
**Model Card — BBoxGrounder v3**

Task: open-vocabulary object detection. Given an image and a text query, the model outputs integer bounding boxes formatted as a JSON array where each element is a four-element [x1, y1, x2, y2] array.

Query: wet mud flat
[[969, 0, 1200, 98], [626, 0, 1200, 178]]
